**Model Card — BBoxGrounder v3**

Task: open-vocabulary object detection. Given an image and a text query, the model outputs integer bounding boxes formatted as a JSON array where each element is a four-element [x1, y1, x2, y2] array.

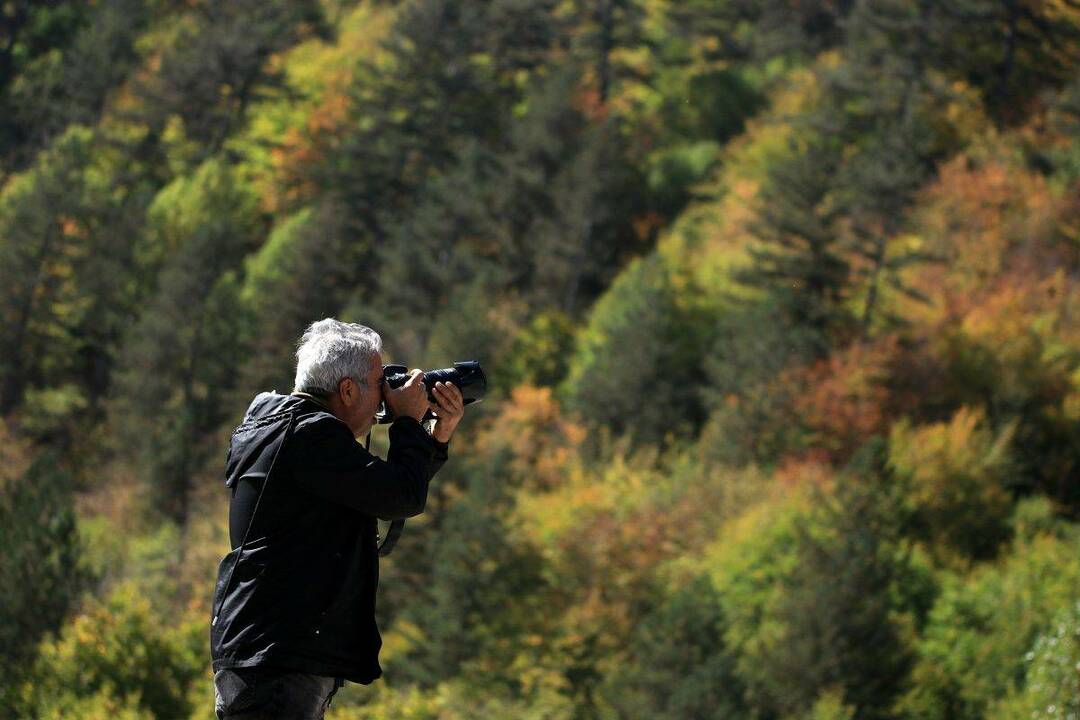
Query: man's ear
[[338, 377, 356, 406]]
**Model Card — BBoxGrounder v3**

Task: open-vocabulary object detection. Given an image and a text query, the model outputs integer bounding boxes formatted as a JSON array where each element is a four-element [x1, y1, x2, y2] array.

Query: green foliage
[[23, 581, 204, 720], [734, 137, 856, 354], [601, 575, 747, 720], [2, 0, 150, 172], [989, 601, 1080, 720], [235, 202, 356, 396], [131, 0, 326, 161], [888, 406, 1017, 563], [644, 141, 721, 219], [739, 463, 929, 719], [383, 483, 551, 689], [562, 249, 716, 446], [802, 689, 857, 720], [699, 294, 824, 468], [0, 125, 123, 417], [899, 527, 1080, 720], [4, 3, 1080, 719], [110, 158, 261, 524], [0, 449, 85, 717], [504, 310, 578, 390]]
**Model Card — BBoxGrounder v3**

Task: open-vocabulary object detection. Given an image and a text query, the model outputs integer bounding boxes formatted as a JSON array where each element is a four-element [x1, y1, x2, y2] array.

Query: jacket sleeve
[[284, 414, 446, 519]]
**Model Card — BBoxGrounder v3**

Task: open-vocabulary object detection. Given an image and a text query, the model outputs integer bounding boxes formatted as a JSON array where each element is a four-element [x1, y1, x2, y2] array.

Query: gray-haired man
[[210, 319, 464, 719]]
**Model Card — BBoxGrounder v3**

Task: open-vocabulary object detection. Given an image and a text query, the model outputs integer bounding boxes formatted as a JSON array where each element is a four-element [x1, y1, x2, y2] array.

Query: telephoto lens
[[376, 361, 487, 424]]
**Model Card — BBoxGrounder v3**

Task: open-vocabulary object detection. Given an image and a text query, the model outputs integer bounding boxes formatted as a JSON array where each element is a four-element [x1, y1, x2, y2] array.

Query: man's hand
[[430, 381, 464, 443], [386, 369, 428, 422]]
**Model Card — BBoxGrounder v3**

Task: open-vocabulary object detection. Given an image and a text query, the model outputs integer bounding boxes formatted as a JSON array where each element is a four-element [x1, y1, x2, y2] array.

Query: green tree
[[734, 138, 855, 359], [0, 126, 135, 421], [22, 582, 203, 720], [745, 441, 928, 719], [0, 449, 84, 717], [110, 159, 261, 526], [382, 475, 551, 689], [131, 0, 325, 162], [823, 0, 956, 336], [699, 294, 822, 469], [899, 526, 1080, 720], [601, 575, 748, 720], [234, 201, 357, 399], [3, 0, 151, 173], [562, 250, 714, 447], [989, 601, 1080, 720]]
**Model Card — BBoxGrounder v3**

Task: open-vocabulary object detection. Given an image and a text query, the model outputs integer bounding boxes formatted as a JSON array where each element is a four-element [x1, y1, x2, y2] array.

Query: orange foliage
[[473, 385, 587, 492], [783, 334, 903, 466], [900, 150, 1077, 327], [268, 86, 351, 212]]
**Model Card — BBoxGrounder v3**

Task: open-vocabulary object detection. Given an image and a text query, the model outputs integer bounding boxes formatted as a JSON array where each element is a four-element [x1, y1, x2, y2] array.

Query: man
[[210, 319, 464, 719]]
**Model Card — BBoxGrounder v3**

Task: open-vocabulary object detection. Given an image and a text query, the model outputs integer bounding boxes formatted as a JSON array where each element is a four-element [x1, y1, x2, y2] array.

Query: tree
[[22, 582, 203, 720], [734, 137, 856, 359], [824, 0, 957, 336], [0, 126, 132, 420], [129, 0, 326, 161], [746, 440, 928, 719], [2, 0, 151, 173], [601, 575, 748, 720], [0, 442, 85, 717], [561, 250, 714, 446], [233, 201, 357, 399], [109, 159, 261, 527]]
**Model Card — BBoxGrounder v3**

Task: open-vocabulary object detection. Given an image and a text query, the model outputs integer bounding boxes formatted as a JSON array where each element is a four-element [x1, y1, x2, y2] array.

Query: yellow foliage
[[888, 406, 1016, 564], [474, 385, 586, 493]]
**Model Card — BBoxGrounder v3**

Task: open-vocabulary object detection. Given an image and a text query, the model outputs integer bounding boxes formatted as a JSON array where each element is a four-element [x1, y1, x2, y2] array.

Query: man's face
[[350, 352, 385, 438], [341, 349, 388, 440]]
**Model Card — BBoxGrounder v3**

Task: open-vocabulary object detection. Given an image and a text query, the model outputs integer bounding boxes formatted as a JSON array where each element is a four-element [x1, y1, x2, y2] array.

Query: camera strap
[[366, 431, 406, 556]]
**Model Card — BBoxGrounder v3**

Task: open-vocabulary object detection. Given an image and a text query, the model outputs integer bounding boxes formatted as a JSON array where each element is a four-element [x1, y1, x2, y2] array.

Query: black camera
[[375, 361, 487, 424]]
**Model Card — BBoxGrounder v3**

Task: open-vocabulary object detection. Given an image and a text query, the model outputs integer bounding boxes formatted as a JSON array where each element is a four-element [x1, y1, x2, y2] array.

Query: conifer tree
[[734, 138, 854, 358]]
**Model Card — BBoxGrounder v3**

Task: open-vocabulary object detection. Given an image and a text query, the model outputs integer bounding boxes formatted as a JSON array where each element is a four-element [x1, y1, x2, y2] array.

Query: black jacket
[[209, 391, 447, 684]]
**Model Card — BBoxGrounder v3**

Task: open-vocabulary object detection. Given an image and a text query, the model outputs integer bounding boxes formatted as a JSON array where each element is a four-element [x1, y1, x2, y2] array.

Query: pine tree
[[734, 138, 854, 358], [825, 0, 951, 336]]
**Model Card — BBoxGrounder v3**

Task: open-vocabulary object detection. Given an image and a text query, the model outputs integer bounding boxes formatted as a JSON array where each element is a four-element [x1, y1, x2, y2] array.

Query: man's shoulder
[[242, 391, 289, 421], [245, 392, 347, 436]]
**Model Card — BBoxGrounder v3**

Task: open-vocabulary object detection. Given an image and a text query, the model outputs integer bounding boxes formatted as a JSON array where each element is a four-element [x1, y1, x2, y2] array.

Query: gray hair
[[293, 319, 382, 396]]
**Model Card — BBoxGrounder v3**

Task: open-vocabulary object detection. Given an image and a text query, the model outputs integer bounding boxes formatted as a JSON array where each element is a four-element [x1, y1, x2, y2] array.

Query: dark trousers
[[214, 666, 344, 719]]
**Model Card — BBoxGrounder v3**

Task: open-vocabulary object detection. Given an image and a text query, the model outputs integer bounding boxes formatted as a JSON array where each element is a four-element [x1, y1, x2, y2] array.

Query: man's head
[[294, 319, 384, 438]]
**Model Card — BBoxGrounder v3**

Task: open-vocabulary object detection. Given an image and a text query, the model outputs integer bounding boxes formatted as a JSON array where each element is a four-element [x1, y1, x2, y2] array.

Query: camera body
[[375, 360, 487, 424]]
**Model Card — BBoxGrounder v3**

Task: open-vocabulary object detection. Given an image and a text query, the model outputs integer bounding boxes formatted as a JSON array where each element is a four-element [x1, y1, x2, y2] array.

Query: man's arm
[[285, 414, 440, 519]]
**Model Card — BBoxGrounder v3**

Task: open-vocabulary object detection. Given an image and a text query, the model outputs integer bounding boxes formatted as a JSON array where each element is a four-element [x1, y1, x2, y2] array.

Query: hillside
[[2, 1, 1079, 718]]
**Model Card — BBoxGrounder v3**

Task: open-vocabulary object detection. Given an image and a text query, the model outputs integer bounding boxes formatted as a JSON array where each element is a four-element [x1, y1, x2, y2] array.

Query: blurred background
[[2, 0, 1080, 718]]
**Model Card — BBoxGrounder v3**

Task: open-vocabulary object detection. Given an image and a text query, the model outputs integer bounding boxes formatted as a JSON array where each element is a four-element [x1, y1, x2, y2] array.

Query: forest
[[2, 0, 1080, 718]]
